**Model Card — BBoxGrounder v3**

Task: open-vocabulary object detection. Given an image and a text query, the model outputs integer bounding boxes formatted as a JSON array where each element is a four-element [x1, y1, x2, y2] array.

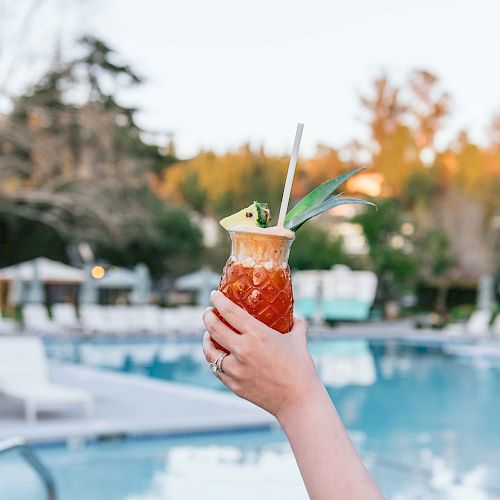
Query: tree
[[95, 196, 204, 278], [0, 35, 165, 244], [157, 146, 289, 219], [353, 199, 418, 303], [360, 70, 449, 197], [289, 224, 349, 271]]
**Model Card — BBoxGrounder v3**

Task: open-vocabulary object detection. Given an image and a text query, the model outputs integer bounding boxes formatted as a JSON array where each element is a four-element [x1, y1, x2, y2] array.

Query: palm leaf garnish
[[285, 167, 366, 221], [285, 196, 375, 231], [284, 167, 375, 231]]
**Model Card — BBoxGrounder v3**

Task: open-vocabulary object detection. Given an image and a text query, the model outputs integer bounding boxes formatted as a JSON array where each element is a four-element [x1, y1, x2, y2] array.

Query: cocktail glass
[[216, 229, 295, 339]]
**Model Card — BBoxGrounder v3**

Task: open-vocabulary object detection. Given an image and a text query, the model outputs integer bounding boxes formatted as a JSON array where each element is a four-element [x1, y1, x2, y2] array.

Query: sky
[[4, 0, 500, 159]]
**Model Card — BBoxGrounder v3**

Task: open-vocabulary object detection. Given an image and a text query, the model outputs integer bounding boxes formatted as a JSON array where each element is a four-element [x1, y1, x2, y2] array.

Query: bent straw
[[277, 122, 304, 228]]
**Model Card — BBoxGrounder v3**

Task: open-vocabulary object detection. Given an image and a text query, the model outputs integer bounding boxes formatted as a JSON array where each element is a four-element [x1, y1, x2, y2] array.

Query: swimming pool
[[3, 338, 500, 499]]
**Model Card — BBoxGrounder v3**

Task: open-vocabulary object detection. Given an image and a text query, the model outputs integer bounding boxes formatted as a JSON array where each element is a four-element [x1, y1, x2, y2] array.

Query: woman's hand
[[203, 291, 384, 499], [202, 290, 322, 418]]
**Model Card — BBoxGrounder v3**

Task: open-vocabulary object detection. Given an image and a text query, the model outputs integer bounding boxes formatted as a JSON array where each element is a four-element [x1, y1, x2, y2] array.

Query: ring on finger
[[210, 352, 228, 374]]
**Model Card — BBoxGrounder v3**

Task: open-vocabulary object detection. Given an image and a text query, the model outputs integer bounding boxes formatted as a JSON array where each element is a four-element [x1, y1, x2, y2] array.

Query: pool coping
[[0, 362, 277, 446]]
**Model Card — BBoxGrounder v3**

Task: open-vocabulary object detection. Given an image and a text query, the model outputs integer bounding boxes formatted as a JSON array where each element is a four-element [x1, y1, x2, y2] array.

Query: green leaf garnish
[[285, 167, 366, 222], [285, 196, 376, 232]]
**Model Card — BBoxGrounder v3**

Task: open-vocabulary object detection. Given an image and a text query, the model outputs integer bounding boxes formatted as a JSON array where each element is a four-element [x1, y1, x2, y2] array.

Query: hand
[[202, 290, 322, 418]]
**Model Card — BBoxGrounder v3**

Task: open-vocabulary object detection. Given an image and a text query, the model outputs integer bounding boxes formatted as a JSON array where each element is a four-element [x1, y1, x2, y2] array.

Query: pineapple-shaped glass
[[218, 230, 295, 333]]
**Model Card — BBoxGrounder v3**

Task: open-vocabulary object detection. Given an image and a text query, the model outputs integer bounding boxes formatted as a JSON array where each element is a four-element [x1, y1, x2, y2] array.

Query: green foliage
[[181, 173, 208, 212], [449, 304, 475, 322], [354, 198, 418, 300], [354, 198, 400, 245], [289, 224, 349, 270], [0, 214, 68, 266], [95, 199, 204, 278], [161, 148, 288, 219], [419, 228, 453, 278], [405, 167, 437, 204]]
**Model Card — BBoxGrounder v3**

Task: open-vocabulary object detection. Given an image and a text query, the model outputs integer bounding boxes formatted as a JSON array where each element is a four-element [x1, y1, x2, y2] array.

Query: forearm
[[276, 383, 383, 500]]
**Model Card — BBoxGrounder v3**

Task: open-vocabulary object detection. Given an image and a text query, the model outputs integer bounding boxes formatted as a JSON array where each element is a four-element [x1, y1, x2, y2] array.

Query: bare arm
[[202, 291, 384, 500]]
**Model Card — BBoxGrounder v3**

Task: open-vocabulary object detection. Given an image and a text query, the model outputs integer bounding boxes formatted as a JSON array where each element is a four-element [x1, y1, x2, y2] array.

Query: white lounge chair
[[467, 310, 492, 337], [0, 337, 93, 422], [80, 304, 111, 334], [293, 271, 321, 321], [129, 305, 162, 334], [22, 304, 61, 334], [79, 304, 101, 333], [176, 306, 206, 335], [160, 308, 183, 335], [105, 305, 137, 335], [52, 303, 80, 330], [447, 310, 494, 338], [320, 267, 377, 322]]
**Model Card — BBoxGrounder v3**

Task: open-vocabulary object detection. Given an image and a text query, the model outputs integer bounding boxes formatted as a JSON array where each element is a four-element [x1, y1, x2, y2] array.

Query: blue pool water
[[2, 338, 500, 499]]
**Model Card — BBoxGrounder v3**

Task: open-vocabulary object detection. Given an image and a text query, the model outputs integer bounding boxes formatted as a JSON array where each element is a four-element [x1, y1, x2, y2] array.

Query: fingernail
[[210, 290, 217, 299]]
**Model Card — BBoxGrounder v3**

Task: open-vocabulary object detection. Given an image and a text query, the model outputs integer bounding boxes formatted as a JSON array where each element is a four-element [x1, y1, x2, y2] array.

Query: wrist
[[275, 377, 327, 427]]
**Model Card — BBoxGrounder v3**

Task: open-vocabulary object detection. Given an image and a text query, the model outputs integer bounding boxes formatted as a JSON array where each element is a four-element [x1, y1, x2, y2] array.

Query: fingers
[[203, 307, 242, 351], [202, 332, 237, 386], [202, 331, 225, 363], [210, 290, 267, 335]]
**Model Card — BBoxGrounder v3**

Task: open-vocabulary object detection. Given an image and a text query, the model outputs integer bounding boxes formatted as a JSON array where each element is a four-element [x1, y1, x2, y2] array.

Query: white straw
[[277, 123, 304, 227]]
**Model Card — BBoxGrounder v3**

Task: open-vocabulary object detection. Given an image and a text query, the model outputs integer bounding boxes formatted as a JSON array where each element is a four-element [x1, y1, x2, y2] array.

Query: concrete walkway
[[0, 363, 274, 444]]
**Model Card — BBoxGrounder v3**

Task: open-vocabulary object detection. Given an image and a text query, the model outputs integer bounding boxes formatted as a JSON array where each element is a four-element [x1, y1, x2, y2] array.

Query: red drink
[[216, 229, 295, 336]]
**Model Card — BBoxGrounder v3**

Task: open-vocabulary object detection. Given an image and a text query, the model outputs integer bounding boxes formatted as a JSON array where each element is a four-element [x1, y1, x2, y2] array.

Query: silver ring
[[210, 353, 227, 374]]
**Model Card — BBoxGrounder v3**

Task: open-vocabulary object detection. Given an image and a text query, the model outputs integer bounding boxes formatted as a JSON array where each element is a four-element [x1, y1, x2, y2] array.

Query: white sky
[[13, 0, 500, 159]]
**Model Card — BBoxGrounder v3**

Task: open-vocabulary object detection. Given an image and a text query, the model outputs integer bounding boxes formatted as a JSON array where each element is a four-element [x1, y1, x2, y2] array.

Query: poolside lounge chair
[[131, 305, 162, 334], [293, 271, 321, 321], [446, 310, 494, 338], [79, 304, 103, 334], [105, 305, 136, 335], [160, 308, 183, 335], [0, 337, 93, 422], [320, 267, 377, 322], [22, 304, 61, 335], [176, 306, 205, 335], [52, 303, 80, 331], [466, 310, 492, 337]]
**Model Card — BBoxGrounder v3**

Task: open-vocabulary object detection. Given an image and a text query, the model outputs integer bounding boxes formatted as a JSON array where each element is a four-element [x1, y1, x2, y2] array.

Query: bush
[[449, 304, 475, 322], [289, 224, 349, 270]]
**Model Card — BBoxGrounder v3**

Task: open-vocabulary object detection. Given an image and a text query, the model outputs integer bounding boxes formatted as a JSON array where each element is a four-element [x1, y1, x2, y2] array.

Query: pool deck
[[0, 363, 275, 445]]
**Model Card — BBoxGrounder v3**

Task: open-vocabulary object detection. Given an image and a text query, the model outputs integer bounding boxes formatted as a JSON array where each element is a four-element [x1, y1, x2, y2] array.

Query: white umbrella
[[0, 257, 85, 283]]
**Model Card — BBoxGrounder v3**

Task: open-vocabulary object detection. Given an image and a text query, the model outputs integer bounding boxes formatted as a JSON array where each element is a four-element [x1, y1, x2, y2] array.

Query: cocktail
[[218, 227, 295, 334], [214, 124, 374, 342]]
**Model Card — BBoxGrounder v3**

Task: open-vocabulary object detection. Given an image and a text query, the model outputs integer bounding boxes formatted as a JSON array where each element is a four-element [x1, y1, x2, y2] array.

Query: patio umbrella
[[9, 267, 24, 306], [131, 263, 151, 305], [176, 267, 220, 307], [80, 265, 98, 304], [26, 260, 44, 304]]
